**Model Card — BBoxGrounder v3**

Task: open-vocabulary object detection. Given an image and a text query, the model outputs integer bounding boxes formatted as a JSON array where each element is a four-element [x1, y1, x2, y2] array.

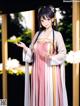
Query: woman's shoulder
[[54, 30, 62, 36], [31, 30, 42, 43], [32, 31, 40, 39], [54, 30, 63, 42], [35, 30, 42, 34]]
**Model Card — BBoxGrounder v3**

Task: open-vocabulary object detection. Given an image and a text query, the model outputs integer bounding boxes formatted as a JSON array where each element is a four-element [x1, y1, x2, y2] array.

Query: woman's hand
[[16, 42, 28, 51]]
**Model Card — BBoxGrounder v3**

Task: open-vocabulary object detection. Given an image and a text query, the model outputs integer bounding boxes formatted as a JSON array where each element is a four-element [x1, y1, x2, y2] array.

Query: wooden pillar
[[30, 10, 35, 38], [2, 14, 8, 99], [72, 2, 80, 106]]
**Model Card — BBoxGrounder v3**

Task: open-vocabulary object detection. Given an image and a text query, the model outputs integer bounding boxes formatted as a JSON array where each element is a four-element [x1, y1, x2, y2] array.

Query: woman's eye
[[41, 19, 43, 22], [41, 18, 51, 22], [47, 18, 51, 21]]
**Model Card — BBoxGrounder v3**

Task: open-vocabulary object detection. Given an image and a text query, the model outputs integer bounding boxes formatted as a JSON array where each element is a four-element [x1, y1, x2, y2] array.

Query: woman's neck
[[44, 27, 53, 32], [41, 27, 53, 38]]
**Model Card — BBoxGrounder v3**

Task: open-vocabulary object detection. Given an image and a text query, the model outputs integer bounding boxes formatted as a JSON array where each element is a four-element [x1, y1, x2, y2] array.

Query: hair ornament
[[49, 5, 56, 13]]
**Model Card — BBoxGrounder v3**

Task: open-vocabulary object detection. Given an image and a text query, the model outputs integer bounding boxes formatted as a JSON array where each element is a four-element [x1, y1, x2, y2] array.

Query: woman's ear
[[51, 18, 55, 22]]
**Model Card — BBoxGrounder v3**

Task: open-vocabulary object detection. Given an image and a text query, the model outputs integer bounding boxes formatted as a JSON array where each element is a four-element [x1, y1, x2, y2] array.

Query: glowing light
[[66, 50, 80, 63]]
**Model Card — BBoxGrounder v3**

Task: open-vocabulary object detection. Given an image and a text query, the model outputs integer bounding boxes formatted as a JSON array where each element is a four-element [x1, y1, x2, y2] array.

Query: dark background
[[0, 0, 65, 14]]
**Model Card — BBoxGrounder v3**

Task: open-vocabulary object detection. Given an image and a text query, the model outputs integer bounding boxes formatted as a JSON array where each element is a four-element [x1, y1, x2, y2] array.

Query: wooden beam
[[2, 14, 8, 99], [72, 2, 80, 106]]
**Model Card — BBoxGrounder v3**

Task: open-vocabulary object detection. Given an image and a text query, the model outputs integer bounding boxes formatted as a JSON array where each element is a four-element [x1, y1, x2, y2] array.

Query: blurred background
[[0, 1, 80, 106]]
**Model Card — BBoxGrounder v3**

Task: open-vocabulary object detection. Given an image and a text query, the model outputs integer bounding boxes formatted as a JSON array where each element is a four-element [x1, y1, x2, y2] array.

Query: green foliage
[[21, 28, 32, 47], [0, 70, 2, 74], [9, 13, 32, 46], [0, 13, 32, 46], [7, 28, 32, 47], [8, 36, 22, 43], [58, 4, 72, 53]]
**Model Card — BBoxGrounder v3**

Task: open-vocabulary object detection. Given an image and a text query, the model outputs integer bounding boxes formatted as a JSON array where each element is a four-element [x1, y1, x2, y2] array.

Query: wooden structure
[[72, 2, 80, 106], [0, 1, 80, 106], [1, 11, 35, 100], [2, 15, 8, 99], [29, 11, 35, 37]]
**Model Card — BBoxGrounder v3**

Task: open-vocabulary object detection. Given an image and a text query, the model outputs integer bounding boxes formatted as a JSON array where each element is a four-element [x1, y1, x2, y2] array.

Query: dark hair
[[34, 5, 56, 46], [38, 5, 56, 29]]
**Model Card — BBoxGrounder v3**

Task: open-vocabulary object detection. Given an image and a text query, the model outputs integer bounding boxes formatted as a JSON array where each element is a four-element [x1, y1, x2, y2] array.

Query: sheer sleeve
[[22, 31, 39, 63], [49, 31, 66, 65], [23, 48, 33, 63]]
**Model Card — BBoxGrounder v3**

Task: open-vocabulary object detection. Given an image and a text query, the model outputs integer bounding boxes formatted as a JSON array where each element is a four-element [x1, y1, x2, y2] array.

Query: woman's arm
[[22, 48, 33, 63], [16, 31, 39, 63], [48, 31, 66, 65], [16, 42, 32, 63]]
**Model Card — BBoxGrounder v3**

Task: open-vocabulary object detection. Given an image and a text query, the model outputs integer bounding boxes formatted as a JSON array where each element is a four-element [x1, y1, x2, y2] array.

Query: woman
[[16, 5, 68, 106]]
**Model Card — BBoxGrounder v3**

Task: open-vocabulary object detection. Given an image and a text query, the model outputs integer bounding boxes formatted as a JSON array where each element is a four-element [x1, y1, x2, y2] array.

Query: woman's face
[[40, 16, 53, 29]]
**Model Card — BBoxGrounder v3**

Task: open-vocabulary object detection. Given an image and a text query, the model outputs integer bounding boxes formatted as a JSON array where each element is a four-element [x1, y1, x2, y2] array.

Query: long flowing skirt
[[30, 53, 68, 106], [30, 41, 68, 106]]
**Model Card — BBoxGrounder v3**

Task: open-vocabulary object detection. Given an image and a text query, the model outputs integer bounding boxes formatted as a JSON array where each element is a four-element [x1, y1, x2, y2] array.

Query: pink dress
[[23, 30, 68, 106]]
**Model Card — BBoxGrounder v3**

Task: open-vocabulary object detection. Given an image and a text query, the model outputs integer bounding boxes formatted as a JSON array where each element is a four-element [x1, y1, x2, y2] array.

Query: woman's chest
[[37, 31, 53, 43]]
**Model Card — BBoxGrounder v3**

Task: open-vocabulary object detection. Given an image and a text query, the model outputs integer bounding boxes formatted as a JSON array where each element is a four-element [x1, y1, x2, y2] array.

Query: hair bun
[[38, 6, 46, 13], [38, 5, 56, 14], [49, 5, 56, 13]]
